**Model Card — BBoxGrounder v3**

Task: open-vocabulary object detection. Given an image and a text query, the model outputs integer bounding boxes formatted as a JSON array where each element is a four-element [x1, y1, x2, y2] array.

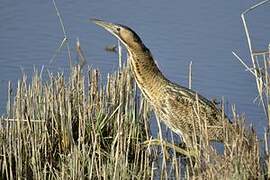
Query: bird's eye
[[116, 27, 121, 31]]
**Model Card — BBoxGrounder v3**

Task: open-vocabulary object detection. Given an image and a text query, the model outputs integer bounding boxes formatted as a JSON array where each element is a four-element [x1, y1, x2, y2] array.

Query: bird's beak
[[91, 18, 120, 37]]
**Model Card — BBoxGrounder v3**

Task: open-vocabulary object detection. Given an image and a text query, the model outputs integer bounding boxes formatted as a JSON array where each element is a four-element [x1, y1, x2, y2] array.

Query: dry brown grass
[[0, 64, 153, 179], [0, 62, 266, 179], [1, 1, 270, 179]]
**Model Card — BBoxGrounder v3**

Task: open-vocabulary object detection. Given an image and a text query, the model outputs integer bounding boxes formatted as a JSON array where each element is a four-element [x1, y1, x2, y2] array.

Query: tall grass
[[0, 63, 154, 179], [232, 0, 270, 178], [1, 0, 270, 179], [0, 53, 264, 179], [0, 64, 265, 179]]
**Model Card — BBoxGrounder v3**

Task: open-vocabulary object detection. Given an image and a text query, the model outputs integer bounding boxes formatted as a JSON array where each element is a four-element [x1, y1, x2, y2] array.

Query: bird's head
[[91, 19, 145, 52]]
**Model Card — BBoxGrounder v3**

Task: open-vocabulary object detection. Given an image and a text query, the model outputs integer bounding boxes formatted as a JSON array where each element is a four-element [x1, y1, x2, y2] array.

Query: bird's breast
[[128, 52, 167, 103]]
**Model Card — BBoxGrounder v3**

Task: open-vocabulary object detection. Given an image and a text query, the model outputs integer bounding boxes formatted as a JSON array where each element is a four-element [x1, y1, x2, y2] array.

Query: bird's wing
[[164, 83, 227, 127]]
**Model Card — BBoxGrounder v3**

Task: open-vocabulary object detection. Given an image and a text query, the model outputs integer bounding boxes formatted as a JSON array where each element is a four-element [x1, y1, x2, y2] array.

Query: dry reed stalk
[[232, 0, 270, 178]]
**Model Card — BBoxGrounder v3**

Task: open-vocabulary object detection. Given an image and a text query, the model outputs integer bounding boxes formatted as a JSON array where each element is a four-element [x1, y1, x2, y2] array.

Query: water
[[0, 0, 269, 137]]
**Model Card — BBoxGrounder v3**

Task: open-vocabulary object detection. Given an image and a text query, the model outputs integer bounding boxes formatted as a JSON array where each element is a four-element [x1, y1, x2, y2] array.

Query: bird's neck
[[128, 47, 167, 101]]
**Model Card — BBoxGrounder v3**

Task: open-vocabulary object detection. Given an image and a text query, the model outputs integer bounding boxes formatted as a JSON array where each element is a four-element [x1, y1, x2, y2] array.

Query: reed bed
[[0, 62, 266, 179], [1, 1, 270, 179], [0, 61, 158, 179]]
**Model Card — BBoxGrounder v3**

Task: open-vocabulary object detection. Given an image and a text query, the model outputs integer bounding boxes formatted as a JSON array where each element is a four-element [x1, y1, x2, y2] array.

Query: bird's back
[[153, 81, 232, 143]]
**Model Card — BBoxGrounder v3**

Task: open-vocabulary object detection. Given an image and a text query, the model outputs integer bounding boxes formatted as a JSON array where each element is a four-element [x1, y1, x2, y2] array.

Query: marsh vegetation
[[0, 1, 270, 179]]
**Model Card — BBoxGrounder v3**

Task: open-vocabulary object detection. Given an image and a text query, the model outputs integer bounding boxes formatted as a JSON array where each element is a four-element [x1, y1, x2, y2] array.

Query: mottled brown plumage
[[92, 19, 233, 146]]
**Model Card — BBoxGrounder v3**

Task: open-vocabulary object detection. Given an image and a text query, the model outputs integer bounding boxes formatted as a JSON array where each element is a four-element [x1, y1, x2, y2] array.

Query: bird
[[91, 19, 238, 147]]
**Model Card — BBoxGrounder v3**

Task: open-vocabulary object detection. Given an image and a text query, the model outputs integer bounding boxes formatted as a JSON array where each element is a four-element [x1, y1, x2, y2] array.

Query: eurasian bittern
[[92, 19, 235, 146]]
